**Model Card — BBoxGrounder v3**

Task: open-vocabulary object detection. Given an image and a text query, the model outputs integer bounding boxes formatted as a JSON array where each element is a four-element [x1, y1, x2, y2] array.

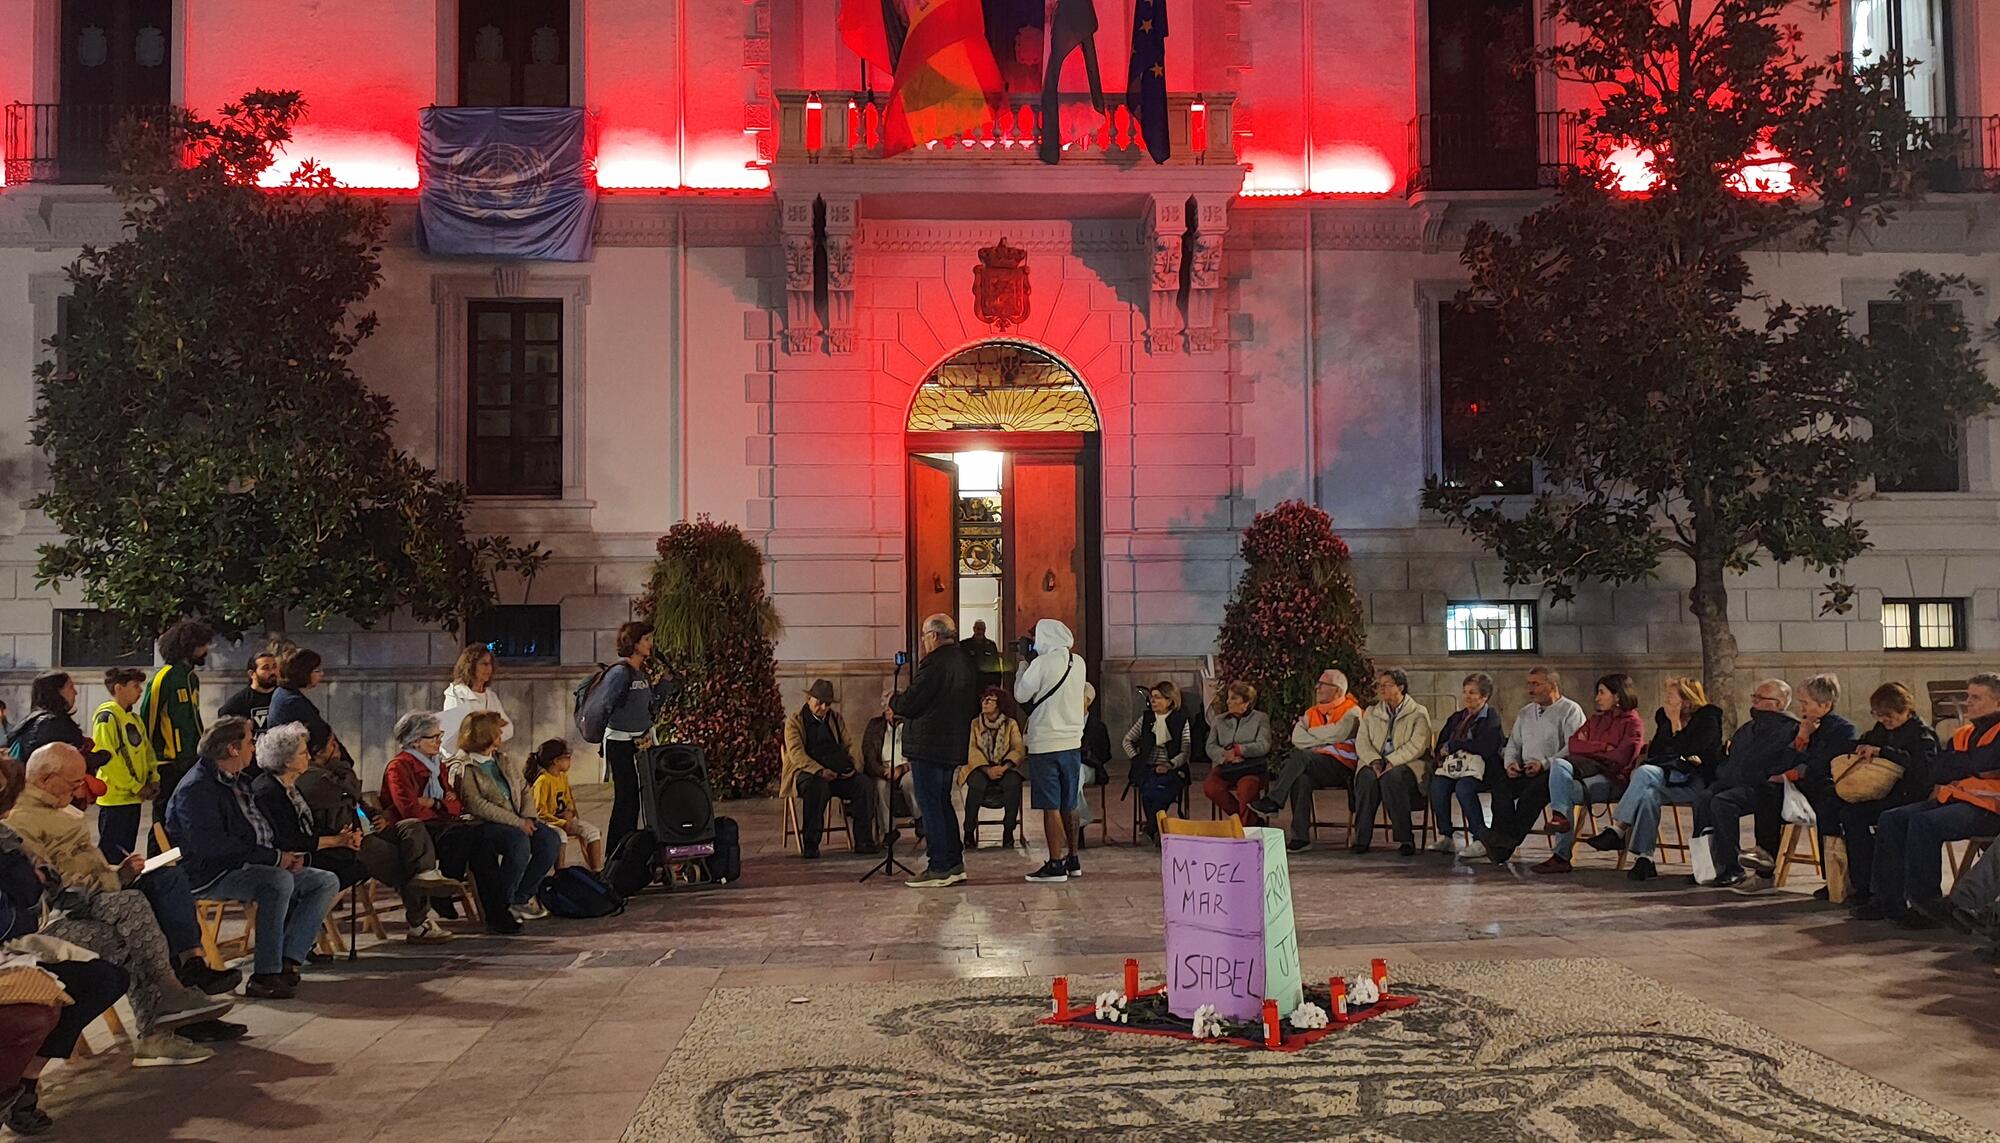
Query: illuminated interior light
[[1309, 143, 1396, 195]]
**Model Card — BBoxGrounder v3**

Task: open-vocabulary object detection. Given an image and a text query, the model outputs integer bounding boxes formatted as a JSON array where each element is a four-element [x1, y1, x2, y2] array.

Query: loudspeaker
[[636, 743, 715, 845]]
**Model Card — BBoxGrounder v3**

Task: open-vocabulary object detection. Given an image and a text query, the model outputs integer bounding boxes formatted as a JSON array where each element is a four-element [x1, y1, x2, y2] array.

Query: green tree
[[31, 91, 545, 639], [1214, 501, 1373, 733], [638, 518, 785, 798], [1421, 0, 1997, 710]]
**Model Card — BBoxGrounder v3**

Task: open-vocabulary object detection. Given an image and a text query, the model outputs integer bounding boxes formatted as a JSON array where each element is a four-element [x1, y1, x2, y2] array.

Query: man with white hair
[[1251, 668, 1363, 852], [889, 614, 980, 888], [1694, 679, 1801, 889]]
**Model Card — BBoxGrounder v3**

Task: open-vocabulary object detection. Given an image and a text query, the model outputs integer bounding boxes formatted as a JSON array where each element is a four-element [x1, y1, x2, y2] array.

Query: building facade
[[3, 0, 1997, 781]]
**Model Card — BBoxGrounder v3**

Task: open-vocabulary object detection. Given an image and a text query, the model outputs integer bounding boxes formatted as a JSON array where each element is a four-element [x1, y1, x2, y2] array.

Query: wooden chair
[[1616, 802, 1694, 869], [781, 794, 855, 853], [1927, 680, 1970, 736], [1772, 822, 1825, 887], [155, 824, 255, 969], [1945, 835, 1995, 893], [316, 881, 390, 955], [1127, 770, 1192, 840], [1158, 810, 1245, 839], [69, 1006, 128, 1060], [968, 780, 1028, 848]]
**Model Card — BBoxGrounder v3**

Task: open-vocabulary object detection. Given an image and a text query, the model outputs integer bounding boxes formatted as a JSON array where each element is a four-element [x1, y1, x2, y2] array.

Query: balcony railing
[[775, 90, 1235, 165], [1408, 111, 1582, 194], [4, 102, 178, 185], [1912, 115, 2000, 193]]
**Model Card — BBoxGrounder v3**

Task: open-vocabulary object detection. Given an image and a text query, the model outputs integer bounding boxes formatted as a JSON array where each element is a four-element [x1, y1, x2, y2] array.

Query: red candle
[[1331, 978, 1348, 1018], [1124, 958, 1140, 997], [1053, 977, 1069, 1015], [1371, 958, 1389, 989], [1262, 998, 1281, 1047]]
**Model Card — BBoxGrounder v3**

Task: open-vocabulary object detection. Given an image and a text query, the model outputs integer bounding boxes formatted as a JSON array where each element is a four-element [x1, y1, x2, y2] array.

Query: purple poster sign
[[1160, 833, 1269, 1021]]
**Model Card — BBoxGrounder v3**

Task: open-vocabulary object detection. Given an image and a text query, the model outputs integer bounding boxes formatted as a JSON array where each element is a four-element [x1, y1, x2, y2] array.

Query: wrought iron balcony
[[774, 90, 1235, 165], [1408, 110, 1582, 194], [4, 102, 178, 185], [1912, 115, 2000, 193]]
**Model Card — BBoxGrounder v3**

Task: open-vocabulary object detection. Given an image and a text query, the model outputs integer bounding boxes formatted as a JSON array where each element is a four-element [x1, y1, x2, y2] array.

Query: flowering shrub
[[636, 517, 785, 798], [1214, 500, 1373, 730]]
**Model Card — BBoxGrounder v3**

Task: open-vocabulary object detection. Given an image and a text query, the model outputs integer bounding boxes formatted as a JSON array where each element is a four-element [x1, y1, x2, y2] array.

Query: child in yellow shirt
[[91, 667, 159, 860], [528, 739, 604, 872]]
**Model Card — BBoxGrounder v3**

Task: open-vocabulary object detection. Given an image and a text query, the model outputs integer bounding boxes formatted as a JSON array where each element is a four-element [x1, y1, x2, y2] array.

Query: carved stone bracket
[[778, 195, 819, 354], [1143, 194, 1186, 354], [822, 194, 858, 354], [1185, 193, 1230, 352]]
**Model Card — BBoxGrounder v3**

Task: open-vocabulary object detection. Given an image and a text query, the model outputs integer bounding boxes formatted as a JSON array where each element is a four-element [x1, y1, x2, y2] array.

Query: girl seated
[[528, 739, 606, 873]]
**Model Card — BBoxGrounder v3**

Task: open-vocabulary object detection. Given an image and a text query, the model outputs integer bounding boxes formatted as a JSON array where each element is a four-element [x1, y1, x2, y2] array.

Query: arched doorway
[[905, 340, 1102, 675]]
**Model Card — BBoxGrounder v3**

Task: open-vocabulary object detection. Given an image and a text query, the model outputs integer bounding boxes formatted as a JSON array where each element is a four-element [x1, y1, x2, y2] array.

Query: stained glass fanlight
[[906, 341, 1098, 433]]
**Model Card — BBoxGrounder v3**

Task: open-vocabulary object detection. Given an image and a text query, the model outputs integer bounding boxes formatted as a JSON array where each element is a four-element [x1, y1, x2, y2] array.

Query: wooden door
[[1004, 454, 1084, 655], [62, 0, 173, 106], [908, 454, 959, 653]]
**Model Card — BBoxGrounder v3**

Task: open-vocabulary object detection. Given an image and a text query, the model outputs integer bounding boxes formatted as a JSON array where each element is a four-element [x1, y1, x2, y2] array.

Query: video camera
[[1015, 634, 1037, 661]]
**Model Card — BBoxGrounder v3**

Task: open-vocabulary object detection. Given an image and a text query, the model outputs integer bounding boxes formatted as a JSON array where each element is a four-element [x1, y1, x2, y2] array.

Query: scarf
[[281, 780, 315, 837], [476, 754, 512, 803], [413, 750, 446, 801], [978, 714, 1009, 764], [1152, 716, 1172, 749]]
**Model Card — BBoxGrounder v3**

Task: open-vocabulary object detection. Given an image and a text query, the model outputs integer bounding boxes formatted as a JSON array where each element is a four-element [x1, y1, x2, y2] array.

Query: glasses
[[417, 733, 443, 743], [1750, 693, 1783, 706], [1316, 678, 1338, 687]]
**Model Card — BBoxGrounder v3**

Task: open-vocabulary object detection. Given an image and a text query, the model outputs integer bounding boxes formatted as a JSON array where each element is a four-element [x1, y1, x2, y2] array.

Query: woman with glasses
[[380, 711, 517, 935]]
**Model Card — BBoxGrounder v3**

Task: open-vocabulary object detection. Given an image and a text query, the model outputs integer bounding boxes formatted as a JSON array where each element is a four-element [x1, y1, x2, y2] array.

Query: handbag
[[1832, 752, 1903, 804], [1436, 751, 1487, 781]]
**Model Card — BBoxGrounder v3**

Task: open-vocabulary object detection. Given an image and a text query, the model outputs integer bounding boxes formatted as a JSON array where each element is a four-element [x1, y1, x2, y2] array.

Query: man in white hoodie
[[1015, 618, 1088, 883]]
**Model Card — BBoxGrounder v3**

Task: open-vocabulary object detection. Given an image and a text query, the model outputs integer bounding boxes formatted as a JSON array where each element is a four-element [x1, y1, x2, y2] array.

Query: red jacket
[[1566, 709, 1646, 786], [380, 750, 465, 825]]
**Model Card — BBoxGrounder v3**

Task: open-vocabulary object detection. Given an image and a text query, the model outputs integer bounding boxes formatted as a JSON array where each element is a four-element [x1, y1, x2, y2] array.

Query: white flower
[[1288, 1002, 1329, 1030], [1348, 976, 1381, 1007], [1190, 1003, 1223, 1039]]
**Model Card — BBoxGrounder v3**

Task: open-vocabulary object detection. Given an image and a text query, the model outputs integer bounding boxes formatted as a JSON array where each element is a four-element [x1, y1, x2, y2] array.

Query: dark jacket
[[1124, 707, 1192, 788], [890, 641, 980, 767], [1797, 712, 1860, 784], [249, 771, 320, 854], [0, 829, 44, 942], [267, 688, 330, 746], [1644, 705, 1726, 779], [7, 708, 111, 772], [1714, 709, 1802, 790], [581, 662, 656, 740], [165, 757, 279, 890], [295, 758, 366, 835], [1082, 710, 1112, 782], [1857, 715, 1941, 806], [1434, 704, 1505, 775], [861, 715, 896, 780]]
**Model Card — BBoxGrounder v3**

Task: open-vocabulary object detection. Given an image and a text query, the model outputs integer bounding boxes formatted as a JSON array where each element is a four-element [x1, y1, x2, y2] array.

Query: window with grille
[[458, 0, 570, 106], [1445, 600, 1538, 654], [1438, 302, 1533, 493], [466, 299, 563, 497], [1881, 598, 1965, 651], [1868, 300, 1965, 492], [54, 609, 152, 668], [465, 605, 561, 663]]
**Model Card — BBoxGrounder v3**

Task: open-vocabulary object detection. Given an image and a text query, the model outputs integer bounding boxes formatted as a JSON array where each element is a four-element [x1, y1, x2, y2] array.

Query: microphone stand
[[861, 655, 917, 883]]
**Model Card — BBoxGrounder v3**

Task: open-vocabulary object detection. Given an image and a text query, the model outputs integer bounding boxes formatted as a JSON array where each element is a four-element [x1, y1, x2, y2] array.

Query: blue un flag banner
[[417, 106, 597, 261], [1126, 0, 1169, 163]]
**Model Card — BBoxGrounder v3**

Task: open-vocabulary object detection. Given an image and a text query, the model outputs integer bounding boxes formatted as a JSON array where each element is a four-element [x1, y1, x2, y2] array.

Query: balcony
[[1408, 111, 1581, 194], [4, 102, 178, 185], [1912, 115, 2000, 193], [774, 90, 1235, 166]]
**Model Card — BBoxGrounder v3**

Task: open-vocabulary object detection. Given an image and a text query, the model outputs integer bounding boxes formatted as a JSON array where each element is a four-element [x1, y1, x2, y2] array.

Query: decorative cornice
[[0, 191, 128, 248], [855, 219, 1143, 254]]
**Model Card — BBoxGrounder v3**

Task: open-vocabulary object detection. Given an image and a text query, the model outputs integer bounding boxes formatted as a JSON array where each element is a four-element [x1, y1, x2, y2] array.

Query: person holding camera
[[1015, 619, 1088, 884], [1427, 672, 1504, 859]]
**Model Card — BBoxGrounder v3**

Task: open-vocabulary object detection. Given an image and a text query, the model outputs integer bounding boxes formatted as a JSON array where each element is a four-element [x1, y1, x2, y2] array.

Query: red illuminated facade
[[2, 1, 1998, 764]]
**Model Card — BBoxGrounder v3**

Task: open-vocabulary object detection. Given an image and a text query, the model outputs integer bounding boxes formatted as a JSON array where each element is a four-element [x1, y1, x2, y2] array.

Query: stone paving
[[43, 784, 2000, 1141]]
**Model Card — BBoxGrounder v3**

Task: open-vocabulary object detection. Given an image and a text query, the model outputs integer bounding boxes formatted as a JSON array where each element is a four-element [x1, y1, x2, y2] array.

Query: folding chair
[[1616, 802, 1694, 869], [316, 881, 390, 955], [1945, 836, 1995, 893], [1158, 811, 1245, 839], [155, 824, 254, 969], [781, 795, 855, 854], [1772, 822, 1825, 887]]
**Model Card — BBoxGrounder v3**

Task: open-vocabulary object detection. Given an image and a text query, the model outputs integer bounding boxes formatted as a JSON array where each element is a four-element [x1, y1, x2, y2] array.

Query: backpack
[[6, 713, 50, 762], [536, 866, 625, 919], [572, 664, 612, 744], [705, 816, 741, 884], [606, 831, 664, 897]]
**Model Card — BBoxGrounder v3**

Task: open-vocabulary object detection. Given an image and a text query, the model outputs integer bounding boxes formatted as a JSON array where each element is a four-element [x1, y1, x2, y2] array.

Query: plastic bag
[[1779, 777, 1816, 827]]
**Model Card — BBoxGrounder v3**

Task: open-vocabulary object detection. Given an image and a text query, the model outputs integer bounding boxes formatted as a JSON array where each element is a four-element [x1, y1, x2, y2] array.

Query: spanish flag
[[882, 0, 1004, 156]]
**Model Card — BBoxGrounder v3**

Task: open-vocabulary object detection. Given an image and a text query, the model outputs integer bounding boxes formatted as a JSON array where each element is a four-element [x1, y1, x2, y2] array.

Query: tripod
[[862, 655, 918, 883]]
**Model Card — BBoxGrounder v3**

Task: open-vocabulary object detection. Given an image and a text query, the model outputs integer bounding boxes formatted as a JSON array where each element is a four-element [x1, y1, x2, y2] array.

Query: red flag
[[840, 0, 903, 77], [882, 0, 1004, 156]]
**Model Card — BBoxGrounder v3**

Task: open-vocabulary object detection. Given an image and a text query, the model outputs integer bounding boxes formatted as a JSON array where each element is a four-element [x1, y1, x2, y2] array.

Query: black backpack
[[606, 832, 664, 898], [537, 866, 625, 918], [705, 816, 741, 884]]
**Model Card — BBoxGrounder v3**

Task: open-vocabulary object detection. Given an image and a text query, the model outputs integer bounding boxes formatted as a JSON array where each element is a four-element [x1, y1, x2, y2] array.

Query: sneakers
[[1531, 854, 1572, 875], [409, 869, 464, 896], [1586, 828, 1625, 853], [6, 1086, 50, 1136], [1397, 842, 1417, 857], [1455, 839, 1488, 861], [1428, 835, 1455, 855], [1741, 847, 1776, 875], [1248, 797, 1283, 818], [132, 1032, 215, 1067], [244, 973, 296, 1000], [1064, 853, 1082, 879], [1731, 873, 1775, 895], [1626, 856, 1657, 882], [1025, 860, 1070, 883], [407, 917, 455, 944], [511, 900, 550, 922], [906, 866, 967, 888], [1285, 838, 1310, 853], [155, 989, 234, 1030], [177, 960, 242, 996], [177, 1019, 249, 1043], [1711, 869, 1748, 890]]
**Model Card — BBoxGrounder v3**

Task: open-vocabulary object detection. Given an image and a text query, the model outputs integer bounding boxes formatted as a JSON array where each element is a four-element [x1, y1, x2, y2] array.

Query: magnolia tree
[[1214, 501, 1373, 732], [1421, 0, 1998, 710], [32, 91, 545, 639]]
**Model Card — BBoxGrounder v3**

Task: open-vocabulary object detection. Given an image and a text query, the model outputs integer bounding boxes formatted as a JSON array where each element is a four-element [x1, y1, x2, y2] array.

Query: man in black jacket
[[891, 614, 980, 887], [1694, 679, 1801, 888]]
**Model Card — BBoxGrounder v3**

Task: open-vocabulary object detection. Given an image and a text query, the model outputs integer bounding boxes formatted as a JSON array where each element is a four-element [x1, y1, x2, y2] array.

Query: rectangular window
[[54, 609, 151, 668], [1867, 299, 1965, 492], [1446, 600, 1538, 654], [466, 299, 563, 497], [1424, 0, 1540, 190], [1851, 0, 1953, 119], [465, 604, 562, 663], [1882, 598, 1965, 651], [1438, 302, 1533, 493], [458, 0, 571, 107]]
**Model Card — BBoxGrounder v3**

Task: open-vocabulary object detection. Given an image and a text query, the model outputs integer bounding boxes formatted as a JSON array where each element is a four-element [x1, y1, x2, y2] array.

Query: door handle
[[932, 573, 945, 594], [1042, 569, 1057, 592]]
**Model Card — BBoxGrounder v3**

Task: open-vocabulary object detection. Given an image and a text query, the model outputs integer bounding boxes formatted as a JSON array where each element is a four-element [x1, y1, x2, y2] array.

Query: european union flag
[[1126, 0, 1169, 163]]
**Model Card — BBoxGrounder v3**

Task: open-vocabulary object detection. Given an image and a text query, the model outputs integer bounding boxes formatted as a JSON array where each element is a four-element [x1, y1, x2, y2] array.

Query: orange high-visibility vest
[[1936, 721, 2000, 811]]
